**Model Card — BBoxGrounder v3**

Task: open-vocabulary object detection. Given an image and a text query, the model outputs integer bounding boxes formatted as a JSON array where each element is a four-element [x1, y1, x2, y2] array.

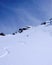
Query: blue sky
[[0, 0, 52, 34]]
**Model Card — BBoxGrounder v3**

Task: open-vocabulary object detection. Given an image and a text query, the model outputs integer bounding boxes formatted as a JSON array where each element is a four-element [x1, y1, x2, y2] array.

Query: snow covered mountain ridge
[[0, 24, 52, 65]]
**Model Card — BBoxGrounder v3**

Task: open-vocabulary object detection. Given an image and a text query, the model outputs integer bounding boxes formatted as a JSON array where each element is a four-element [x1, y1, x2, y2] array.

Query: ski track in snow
[[0, 48, 9, 58]]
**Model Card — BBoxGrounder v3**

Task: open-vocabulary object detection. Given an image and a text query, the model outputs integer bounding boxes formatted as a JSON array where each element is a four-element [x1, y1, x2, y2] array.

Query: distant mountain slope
[[0, 25, 52, 65]]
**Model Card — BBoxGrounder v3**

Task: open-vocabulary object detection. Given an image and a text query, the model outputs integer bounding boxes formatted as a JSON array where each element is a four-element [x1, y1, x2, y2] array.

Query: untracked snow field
[[0, 25, 52, 65]]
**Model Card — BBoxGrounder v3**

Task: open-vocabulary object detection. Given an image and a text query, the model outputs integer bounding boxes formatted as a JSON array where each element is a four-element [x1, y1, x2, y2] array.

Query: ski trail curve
[[0, 48, 9, 58]]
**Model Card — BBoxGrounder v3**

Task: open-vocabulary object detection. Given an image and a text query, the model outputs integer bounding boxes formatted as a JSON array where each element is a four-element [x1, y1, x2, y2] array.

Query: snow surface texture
[[0, 25, 52, 65]]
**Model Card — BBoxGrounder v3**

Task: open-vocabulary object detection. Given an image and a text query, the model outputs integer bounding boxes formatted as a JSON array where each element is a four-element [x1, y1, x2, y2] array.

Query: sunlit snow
[[0, 25, 52, 65]]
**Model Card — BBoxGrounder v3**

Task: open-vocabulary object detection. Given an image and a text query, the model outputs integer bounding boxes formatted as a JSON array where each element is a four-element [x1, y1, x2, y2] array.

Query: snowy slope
[[0, 25, 52, 65]]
